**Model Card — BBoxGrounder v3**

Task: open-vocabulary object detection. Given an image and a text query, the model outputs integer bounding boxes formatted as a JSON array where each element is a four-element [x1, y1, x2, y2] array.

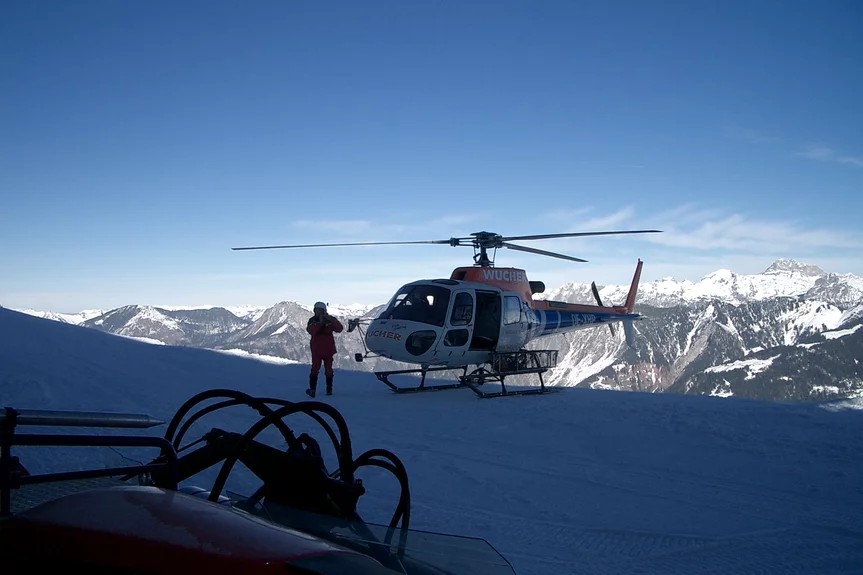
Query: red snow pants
[[310, 352, 334, 378]]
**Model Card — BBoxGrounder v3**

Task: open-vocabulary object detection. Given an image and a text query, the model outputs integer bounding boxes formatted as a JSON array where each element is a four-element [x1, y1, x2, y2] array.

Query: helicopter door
[[439, 290, 474, 359], [496, 294, 530, 351], [469, 291, 501, 350]]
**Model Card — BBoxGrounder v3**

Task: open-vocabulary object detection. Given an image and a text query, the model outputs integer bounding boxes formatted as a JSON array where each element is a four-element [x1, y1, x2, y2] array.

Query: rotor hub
[[469, 231, 504, 250]]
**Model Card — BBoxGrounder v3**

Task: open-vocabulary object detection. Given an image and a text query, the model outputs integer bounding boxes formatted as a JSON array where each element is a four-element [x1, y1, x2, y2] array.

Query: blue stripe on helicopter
[[535, 310, 639, 335]]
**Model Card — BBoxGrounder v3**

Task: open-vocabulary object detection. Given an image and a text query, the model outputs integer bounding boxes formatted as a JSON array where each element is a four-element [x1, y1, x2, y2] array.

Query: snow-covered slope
[[1, 306, 862, 575]]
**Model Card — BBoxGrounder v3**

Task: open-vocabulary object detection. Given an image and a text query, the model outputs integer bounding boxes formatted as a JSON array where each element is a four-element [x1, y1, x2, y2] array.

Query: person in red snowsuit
[[305, 301, 343, 397]]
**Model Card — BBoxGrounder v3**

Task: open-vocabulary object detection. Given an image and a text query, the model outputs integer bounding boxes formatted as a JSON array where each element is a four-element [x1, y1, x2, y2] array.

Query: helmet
[[313, 301, 327, 311]]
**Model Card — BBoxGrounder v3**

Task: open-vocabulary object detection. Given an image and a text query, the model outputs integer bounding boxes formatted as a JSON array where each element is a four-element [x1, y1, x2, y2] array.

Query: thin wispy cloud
[[516, 206, 863, 295], [723, 127, 862, 169], [647, 209, 863, 253], [528, 207, 636, 231], [723, 126, 784, 145], [514, 204, 863, 268], [288, 213, 482, 241], [654, 204, 727, 226], [425, 214, 478, 229], [724, 127, 862, 169], [796, 144, 863, 168], [291, 219, 384, 236], [577, 206, 637, 230], [529, 208, 592, 226]]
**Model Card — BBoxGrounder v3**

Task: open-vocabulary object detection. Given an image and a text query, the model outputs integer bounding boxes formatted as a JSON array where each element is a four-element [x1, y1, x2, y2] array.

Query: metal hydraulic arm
[[142, 427, 366, 519]]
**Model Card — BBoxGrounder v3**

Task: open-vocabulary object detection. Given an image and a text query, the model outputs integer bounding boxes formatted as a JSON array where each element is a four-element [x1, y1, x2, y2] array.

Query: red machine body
[[2, 485, 389, 574]]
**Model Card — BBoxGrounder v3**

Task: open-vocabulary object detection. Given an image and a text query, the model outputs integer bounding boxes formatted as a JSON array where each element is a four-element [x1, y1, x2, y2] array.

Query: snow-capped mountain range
[[7, 259, 863, 402], [17, 302, 375, 326], [540, 258, 863, 308]]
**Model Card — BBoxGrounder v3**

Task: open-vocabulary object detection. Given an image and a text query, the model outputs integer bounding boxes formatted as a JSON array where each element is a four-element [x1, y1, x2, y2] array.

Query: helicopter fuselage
[[364, 264, 642, 368]]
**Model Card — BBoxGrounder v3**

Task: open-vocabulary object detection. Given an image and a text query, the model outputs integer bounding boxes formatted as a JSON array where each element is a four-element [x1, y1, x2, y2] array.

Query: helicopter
[[232, 229, 661, 398]]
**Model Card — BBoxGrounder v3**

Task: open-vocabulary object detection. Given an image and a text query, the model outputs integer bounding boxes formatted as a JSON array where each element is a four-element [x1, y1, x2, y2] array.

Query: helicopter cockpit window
[[450, 292, 474, 326], [380, 285, 451, 327]]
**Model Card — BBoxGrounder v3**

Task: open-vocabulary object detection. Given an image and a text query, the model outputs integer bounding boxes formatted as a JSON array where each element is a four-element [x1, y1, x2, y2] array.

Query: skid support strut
[[460, 349, 561, 398], [375, 366, 469, 393]]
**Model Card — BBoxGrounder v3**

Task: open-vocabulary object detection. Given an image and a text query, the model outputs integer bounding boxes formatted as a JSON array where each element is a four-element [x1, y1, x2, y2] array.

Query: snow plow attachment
[[1, 392, 517, 574]]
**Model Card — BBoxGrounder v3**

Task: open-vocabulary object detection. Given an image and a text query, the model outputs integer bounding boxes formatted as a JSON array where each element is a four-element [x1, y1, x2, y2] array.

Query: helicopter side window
[[503, 296, 522, 325], [444, 328, 469, 346], [449, 292, 474, 326]]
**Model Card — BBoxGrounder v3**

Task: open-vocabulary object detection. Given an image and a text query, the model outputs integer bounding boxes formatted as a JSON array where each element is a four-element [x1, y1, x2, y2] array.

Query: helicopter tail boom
[[527, 258, 645, 346]]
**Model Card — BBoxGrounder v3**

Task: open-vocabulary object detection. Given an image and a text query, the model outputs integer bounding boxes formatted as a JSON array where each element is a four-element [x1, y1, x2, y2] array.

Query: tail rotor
[[590, 281, 617, 337]]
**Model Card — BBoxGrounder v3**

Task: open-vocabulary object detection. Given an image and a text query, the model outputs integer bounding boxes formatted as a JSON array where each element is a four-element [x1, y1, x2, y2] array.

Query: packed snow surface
[[214, 348, 302, 364], [1, 307, 862, 575]]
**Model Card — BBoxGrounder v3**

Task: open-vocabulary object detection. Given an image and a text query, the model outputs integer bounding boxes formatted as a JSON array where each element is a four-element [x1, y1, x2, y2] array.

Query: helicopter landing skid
[[374, 366, 470, 393], [375, 350, 561, 398], [458, 366, 558, 398], [459, 349, 561, 398]]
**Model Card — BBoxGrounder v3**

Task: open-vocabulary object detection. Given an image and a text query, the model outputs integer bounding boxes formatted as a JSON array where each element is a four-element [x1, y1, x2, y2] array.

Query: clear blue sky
[[2, 0, 861, 311]]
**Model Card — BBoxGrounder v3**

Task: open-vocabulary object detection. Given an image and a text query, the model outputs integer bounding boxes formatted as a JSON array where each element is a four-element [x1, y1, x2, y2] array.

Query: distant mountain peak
[[701, 268, 736, 282], [762, 259, 825, 277]]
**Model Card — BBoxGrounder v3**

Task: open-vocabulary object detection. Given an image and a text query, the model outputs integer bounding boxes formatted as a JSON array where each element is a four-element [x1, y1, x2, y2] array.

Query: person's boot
[[325, 375, 333, 395], [306, 373, 318, 398]]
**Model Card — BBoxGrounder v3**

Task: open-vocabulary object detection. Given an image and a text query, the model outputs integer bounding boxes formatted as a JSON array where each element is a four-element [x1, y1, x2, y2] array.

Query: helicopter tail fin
[[620, 259, 644, 348], [623, 259, 643, 314]]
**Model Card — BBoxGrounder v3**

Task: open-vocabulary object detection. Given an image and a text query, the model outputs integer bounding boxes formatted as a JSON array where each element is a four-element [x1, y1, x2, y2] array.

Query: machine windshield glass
[[379, 284, 451, 327]]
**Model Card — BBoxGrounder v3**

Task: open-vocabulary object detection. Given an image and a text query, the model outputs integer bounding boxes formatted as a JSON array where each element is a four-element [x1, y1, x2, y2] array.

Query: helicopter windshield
[[379, 284, 451, 327]]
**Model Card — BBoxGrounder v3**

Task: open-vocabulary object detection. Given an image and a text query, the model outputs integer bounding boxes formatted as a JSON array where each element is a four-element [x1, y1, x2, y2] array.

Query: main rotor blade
[[232, 239, 457, 251], [501, 242, 588, 262], [502, 229, 663, 242]]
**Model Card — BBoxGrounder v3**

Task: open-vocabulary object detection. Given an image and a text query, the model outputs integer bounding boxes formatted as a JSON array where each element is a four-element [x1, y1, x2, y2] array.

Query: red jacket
[[306, 315, 343, 357]]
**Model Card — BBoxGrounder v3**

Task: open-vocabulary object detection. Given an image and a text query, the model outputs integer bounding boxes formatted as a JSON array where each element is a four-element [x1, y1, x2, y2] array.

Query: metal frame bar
[[0, 406, 177, 517]]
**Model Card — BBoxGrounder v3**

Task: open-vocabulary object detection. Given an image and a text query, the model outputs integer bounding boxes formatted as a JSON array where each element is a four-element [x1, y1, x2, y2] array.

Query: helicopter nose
[[365, 320, 440, 361]]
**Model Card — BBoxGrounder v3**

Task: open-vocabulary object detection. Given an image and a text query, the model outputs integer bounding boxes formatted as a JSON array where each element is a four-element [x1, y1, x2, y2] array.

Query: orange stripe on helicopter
[[450, 266, 536, 302], [451, 259, 643, 316]]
